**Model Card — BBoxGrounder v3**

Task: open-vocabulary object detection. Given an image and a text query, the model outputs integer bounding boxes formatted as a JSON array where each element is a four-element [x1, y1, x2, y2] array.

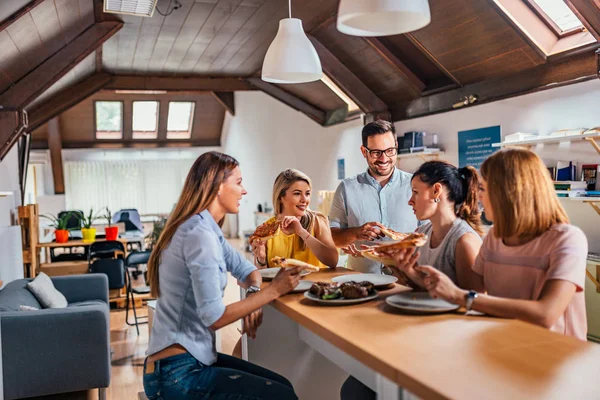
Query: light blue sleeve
[[221, 237, 256, 283], [329, 182, 348, 229], [183, 227, 226, 327]]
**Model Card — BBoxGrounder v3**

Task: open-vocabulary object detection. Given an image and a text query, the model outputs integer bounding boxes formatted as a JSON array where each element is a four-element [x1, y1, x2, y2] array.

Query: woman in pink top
[[417, 148, 588, 340]]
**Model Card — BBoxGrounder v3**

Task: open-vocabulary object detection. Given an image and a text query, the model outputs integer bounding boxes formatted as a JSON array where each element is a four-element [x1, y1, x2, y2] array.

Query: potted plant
[[81, 209, 101, 243], [41, 212, 73, 243], [146, 216, 167, 250], [103, 207, 119, 241]]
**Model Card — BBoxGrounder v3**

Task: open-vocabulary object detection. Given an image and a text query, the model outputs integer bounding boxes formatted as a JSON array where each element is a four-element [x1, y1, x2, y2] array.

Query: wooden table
[[245, 268, 600, 400]]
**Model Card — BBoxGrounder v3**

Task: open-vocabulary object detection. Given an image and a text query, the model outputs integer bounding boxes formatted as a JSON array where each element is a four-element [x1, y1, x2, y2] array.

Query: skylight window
[[526, 0, 585, 37], [321, 74, 361, 114], [132, 101, 159, 139], [167, 102, 195, 139], [95, 101, 123, 139]]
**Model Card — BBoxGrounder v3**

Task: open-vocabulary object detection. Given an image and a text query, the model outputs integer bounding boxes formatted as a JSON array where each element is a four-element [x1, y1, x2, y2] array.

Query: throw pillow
[[19, 305, 39, 311], [26, 272, 68, 308]]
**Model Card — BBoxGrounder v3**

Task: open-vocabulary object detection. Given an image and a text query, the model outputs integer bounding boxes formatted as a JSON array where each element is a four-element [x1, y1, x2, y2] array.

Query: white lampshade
[[337, 0, 431, 37], [262, 18, 322, 84]]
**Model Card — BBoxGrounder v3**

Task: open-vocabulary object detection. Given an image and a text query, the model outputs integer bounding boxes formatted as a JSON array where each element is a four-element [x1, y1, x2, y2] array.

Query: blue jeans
[[143, 352, 298, 399]]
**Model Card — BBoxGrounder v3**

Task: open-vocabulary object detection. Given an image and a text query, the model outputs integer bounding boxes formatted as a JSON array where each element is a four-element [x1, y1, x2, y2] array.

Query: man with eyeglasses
[[329, 120, 417, 274]]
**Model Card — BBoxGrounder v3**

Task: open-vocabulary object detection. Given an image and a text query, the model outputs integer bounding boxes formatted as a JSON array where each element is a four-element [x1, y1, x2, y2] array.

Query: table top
[[266, 268, 600, 400], [37, 238, 128, 248]]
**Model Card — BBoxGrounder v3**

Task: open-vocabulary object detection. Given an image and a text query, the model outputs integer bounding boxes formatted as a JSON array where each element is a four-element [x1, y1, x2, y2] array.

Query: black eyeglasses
[[364, 146, 398, 158]]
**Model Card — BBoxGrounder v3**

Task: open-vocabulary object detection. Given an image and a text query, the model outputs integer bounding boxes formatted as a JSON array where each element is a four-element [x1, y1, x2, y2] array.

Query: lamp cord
[[288, 0, 291, 18], [156, 0, 182, 17]]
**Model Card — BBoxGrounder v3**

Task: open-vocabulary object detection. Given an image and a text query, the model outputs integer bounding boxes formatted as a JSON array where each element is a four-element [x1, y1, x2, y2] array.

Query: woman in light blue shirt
[[144, 151, 301, 400]]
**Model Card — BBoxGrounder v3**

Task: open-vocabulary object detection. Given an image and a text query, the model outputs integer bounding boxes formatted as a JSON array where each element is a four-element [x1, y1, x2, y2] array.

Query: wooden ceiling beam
[[106, 76, 254, 92], [27, 72, 113, 131], [308, 35, 388, 113], [391, 50, 599, 121], [0, 110, 27, 161], [364, 38, 426, 95], [0, 21, 122, 109], [31, 139, 221, 150], [247, 78, 326, 124], [47, 118, 65, 194], [564, 0, 600, 42], [404, 33, 462, 87], [211, 92, 235, 116]]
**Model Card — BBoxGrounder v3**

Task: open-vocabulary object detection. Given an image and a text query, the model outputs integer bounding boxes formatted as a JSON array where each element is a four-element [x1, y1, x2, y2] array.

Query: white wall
[[0, 146, 21, 227], [395, 79, 600, 337], [221, 91, 365, 233]]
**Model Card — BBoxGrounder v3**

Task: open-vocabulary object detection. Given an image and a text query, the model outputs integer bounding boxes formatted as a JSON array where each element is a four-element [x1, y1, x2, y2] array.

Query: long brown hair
[[272, 169, 323, 249], [480, 148, 568, 239], [412, 161, 483, 235], [147, 151, 239, 297]]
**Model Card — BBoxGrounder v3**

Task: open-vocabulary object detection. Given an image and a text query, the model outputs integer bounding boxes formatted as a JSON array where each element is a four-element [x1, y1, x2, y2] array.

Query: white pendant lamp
[[261, 0, 322, 84], [337, 0, 431, 37]]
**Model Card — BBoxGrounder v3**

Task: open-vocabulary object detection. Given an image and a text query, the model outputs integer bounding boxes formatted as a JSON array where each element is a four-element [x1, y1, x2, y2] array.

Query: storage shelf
[[397, 151, 444, 160], [0, 192, 14, 197], [559, 197, 600, 202], [492, 132, 600, 147]]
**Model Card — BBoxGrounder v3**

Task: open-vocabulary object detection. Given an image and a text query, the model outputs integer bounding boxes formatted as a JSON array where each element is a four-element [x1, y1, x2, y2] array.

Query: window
[[167, 102, 195, 139], [525, 0, 585, 37], [95, 101, 123, 139], [321, 74, 361, 114], [132, 101, 159, 139]]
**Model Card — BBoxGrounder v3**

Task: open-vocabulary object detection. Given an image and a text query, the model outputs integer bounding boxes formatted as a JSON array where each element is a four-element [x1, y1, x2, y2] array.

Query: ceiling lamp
[[337, 0, 431, 37], [261, 1, 322, 84], [104, 0, 158, 17]]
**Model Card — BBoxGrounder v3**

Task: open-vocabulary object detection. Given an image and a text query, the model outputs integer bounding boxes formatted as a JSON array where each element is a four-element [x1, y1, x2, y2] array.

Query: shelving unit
[[0, 192, 14, 198], [397, 151, 445, 161], [492, 132, 600, 155]]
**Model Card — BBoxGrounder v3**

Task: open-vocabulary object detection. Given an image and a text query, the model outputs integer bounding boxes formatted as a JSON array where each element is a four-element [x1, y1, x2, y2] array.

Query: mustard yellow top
[[265, 216, 327, 269]]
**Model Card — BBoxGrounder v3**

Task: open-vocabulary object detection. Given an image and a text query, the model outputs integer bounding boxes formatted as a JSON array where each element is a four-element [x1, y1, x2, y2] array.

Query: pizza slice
[[379, 226, 408, 241], [270, 256, 321, 272], [249, 219, 281, 244], [373, 233, 427, 252]]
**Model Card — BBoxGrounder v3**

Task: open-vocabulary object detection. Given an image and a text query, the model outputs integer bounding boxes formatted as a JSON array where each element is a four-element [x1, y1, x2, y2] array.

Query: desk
[[246, 268, 600, 400]]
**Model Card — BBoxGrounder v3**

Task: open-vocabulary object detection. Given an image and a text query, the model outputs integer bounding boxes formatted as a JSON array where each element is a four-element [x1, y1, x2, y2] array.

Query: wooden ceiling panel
[[277, 81, 347, 112], [0, 30, 31, 91], [315, 23, 417, 103], [54, 0, 94, 44], [409, 0, 542, 85], [115, 14, 143, 72], [6, 11, 47, 69], [0, 0, 32, 23], [30, 0, 68, 56]]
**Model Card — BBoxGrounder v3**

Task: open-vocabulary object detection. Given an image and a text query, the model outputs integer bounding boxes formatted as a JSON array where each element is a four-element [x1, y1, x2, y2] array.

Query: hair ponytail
[[456, 166, 482, 236], [412, 161, 483, 236]]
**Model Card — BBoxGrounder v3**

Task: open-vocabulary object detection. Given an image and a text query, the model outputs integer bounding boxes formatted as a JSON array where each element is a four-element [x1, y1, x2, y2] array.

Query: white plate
[[258, 267, 311, 280], [291, 280, 313, 293], [385, 292, 459, 314], [303, 290, 378, 305], [332, 273, 397, 289]]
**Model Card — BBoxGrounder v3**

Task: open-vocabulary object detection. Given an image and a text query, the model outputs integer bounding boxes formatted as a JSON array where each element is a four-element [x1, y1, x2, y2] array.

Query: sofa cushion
[[27, 272, 68, 308], [67, 300, 107, 308], [0, 280, 42, 311]]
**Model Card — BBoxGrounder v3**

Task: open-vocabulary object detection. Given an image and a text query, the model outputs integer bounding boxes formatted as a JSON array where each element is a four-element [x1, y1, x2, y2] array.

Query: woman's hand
[[280, 216, 306, 237], [415, 265, 466, 305], [380, 248, 420, 275], [242, 308, 263, 339], [269, 267, 302, 296], [251, 239, 267, 268]]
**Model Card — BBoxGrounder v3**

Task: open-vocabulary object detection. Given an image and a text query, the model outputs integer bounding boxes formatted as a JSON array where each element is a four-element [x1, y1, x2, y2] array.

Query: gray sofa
[[0, 274, 111, 400]]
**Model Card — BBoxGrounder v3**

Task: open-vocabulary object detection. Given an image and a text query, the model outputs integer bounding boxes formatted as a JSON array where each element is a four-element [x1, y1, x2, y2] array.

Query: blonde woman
[[418, 149, 588, 340], [252, 169, 338, 269], [145, 152, 300, 399]]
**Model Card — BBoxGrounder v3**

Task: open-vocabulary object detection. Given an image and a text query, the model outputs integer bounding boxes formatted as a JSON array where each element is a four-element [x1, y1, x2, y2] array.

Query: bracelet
[[256, 257, 267, 267], [301, 231, 311, 241]]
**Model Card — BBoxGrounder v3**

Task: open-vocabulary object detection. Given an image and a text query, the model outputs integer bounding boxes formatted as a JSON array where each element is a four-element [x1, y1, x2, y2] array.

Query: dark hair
[[362, 120, 395, 147], [412, 161, 482, 236]]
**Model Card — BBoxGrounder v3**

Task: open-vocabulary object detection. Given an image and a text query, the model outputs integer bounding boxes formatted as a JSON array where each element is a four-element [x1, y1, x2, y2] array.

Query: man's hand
[[341, 244, 363, 258], [242, 308, 263, 339], [354, 222, 385, 241]]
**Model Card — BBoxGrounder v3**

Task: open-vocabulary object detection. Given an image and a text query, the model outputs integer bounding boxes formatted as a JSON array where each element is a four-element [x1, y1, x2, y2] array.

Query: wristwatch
[[465, 290, 478, 311], [246, 286, 261, 295]]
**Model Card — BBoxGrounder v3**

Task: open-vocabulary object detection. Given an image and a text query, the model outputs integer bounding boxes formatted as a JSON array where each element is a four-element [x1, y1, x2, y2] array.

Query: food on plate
[[379, 226, 408, 241], [270, 256, 321, 272], [249, 219, 281, 244], [309, 281, 375, 300]]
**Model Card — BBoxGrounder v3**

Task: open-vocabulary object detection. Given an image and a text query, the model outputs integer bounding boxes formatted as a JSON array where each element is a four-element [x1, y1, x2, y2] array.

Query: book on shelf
[[554, 181, 588, 190], [588, 252, 600, 263], [556, 161, 576, 181], [581, 164, 599, 191]]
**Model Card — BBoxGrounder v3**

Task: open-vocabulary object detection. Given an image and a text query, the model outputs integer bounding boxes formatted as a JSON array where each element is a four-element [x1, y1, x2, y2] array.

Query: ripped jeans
[[143, 352, 298, 400]]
